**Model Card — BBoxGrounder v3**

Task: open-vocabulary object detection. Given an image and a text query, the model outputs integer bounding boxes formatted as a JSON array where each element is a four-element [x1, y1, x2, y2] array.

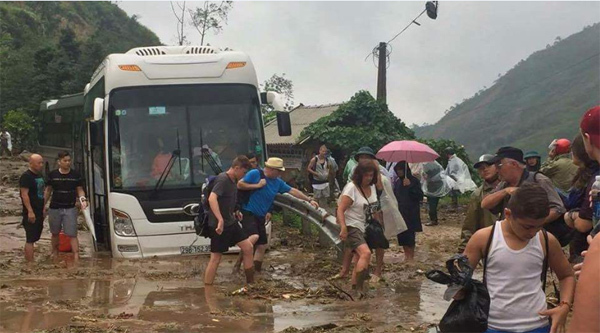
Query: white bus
[[38, 93, 85, 175], [83, 45, 290, 258]]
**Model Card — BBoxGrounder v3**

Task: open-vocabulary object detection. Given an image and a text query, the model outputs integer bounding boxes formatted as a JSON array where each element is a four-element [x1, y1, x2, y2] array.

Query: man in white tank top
[[463, 183, 575, 333]]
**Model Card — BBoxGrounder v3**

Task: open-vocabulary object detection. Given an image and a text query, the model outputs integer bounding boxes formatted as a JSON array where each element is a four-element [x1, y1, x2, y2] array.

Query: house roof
[[264, 103, 341, 145]]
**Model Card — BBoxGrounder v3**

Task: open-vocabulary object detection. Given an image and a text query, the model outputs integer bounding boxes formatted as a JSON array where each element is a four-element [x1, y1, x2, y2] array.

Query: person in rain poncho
[[386, 161, 423, 184], [0, 129, 12, 157], [347, 147, 392, 184], [342, 152, 357, 186], [393, 162, 423, 261], [444, 147, 477, 211], [421, 161, 453, 226]]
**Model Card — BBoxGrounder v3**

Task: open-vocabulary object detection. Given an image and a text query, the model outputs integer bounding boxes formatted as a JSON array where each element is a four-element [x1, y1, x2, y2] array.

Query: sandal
[[328, 273, 345, 281]]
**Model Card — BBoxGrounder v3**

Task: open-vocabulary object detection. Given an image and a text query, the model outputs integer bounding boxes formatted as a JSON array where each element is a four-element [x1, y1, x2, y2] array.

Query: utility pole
[[376, 42, 387, 103]]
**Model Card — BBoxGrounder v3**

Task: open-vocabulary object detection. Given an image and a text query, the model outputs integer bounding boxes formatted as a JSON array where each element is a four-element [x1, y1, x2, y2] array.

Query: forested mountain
[[415, 23, 600, 159], [0, 1, 160, 119]]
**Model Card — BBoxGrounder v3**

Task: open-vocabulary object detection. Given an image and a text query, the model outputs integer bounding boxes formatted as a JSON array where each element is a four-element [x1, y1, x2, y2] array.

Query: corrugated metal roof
[[264, 103, 341, 145]]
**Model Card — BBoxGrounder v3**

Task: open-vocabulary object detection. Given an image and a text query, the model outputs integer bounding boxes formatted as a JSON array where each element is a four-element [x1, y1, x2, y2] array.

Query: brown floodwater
[[0, 254, 450, 333]]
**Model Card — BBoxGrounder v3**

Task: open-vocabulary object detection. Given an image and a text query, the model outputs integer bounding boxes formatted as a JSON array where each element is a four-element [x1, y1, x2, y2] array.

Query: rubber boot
[[254, 260, 263, 272], [244, 267, 255, 284]]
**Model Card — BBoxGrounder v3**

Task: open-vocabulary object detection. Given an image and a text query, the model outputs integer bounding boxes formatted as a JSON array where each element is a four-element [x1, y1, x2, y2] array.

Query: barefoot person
[[463, 183, 575, 333], [204, 156, 255, 285], [337, 160, 382, 298], [45, 151, 87, 261], [19, 154, 46, 262]]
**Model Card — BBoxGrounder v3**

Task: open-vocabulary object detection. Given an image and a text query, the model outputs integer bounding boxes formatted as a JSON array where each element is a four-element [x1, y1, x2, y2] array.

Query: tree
[[262, 73, 294, 111], [301, 91, 415, 155], [261, 73, 294, 124], [188, 1, 233, 46], [1, 109, 36, 151], [170, 1, 188, 46]]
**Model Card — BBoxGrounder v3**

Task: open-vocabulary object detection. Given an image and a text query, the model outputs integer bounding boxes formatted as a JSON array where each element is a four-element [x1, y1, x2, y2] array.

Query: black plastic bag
[[439, 280, 490, 332], [365, 219, 389, 249], [426, 255, 490, 333]]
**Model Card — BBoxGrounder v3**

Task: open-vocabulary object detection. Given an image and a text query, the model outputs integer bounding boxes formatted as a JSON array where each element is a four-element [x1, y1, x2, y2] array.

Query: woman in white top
[[337, 160, 382, 297]]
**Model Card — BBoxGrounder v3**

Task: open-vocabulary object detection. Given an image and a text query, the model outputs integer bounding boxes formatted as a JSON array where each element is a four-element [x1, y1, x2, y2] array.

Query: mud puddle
[[0, 270, 448, 333]]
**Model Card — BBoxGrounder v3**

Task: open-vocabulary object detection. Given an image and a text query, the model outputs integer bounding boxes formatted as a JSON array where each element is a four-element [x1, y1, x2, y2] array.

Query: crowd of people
[[16, 105, 600, 332]]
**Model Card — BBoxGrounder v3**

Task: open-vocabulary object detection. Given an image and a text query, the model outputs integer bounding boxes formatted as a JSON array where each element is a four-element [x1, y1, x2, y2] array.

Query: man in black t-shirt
[[44, 151, 87, 261], [19, 154, 46, 262], [204, 155, 254, 286]]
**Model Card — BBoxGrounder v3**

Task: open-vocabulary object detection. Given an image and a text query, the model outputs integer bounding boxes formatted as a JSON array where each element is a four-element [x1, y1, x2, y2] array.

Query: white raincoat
[[421, 161, 454, 198], [380, 176, 408, 238], [445, 155, 477, 193]]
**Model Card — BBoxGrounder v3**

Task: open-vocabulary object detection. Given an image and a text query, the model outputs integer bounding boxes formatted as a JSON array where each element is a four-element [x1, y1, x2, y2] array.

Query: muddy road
[[1, 156, 467, 333]]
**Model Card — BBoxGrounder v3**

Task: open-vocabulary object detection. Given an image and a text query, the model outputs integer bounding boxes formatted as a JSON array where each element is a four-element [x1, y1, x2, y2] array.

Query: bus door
[[87, 121, 110, 251]]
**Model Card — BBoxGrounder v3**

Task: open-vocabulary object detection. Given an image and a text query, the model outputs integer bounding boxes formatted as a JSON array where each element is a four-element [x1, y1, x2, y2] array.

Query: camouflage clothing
[[539, 154, 578, 193], [458, 180, 500, 252]]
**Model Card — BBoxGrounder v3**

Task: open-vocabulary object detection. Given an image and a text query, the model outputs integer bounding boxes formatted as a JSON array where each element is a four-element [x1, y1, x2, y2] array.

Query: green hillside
[[0, 1, 161, 118], [415, 23, 600, 160]]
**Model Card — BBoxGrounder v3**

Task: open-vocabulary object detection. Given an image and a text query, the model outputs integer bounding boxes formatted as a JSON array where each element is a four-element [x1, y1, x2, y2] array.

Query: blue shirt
[[242, 169, 291, 217]]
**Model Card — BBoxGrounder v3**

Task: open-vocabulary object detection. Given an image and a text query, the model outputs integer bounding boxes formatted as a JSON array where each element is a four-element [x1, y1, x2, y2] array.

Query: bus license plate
[[180, 245, 210, 254]]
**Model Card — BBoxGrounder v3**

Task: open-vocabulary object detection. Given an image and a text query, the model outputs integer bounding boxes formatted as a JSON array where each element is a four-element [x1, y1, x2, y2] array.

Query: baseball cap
[[580, 106, 600, 149], [490, 147, 525, 164], [473, 154, 495, 169]]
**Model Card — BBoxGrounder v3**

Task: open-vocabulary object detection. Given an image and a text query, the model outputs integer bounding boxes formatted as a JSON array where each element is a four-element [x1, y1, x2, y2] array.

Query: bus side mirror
[[92, 98, 104, 122], [265, 91, 285, 112], [276, 112, 291, 136]]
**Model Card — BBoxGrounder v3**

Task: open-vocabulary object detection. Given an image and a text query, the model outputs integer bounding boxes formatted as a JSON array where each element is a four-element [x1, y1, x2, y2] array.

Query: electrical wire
[[365, 7, 428, 63]]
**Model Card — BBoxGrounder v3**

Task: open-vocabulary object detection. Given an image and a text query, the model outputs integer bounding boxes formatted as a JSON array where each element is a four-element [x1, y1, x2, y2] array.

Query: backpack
[[236, 169, 265, 208], [531, 172, 575, 247], [194, 175, 218, 238]]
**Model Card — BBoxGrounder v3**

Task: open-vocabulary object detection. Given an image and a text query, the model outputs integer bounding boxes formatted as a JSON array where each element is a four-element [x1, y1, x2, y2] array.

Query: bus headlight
[[112, 209, 137, 237]]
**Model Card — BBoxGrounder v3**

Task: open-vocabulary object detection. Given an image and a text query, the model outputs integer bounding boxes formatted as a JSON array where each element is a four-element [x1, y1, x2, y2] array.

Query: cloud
[[118, 1, 600, 126]]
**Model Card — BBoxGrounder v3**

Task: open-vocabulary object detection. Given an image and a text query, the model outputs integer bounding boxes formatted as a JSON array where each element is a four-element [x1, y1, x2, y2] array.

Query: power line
[[364, 7, 428, 62], [387, 9, 427, 44]]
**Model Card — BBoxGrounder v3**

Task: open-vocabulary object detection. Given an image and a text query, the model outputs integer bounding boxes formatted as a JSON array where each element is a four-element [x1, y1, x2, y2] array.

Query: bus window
[[108, 84, 262, 191], [39, 108, 74, 148]]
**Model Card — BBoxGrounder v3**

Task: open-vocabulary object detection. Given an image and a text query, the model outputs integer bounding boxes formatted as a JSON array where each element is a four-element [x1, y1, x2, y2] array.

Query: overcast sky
[[118, 1, 600, 127]]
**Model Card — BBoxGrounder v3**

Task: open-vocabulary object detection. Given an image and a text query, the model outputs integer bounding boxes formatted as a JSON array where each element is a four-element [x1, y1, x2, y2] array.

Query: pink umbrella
[[376, 140, 439, 163]]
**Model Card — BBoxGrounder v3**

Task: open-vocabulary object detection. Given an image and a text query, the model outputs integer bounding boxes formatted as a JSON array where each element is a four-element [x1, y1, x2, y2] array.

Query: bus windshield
[[108, 84, 264, 191]]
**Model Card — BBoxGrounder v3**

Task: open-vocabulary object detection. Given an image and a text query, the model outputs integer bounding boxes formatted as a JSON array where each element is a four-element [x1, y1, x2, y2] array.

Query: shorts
[[241, 210, 268, 245], [312, 185, 330, 199], [22, 211, 44, 243], [49, 208, 79, 237], [345, 226, 367, 250], [397, 230, 416, 247], [209, 222, 248, 253]]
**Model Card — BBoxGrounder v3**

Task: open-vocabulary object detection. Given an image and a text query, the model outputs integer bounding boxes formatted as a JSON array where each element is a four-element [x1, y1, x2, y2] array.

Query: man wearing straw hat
[[237, 157, 319, 272]]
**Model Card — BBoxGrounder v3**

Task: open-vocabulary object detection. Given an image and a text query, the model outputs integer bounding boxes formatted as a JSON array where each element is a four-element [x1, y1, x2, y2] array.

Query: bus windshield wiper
[[153, 149, 181, 194], [199, 128, 223, 175], [153, 129, 182, 194]]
